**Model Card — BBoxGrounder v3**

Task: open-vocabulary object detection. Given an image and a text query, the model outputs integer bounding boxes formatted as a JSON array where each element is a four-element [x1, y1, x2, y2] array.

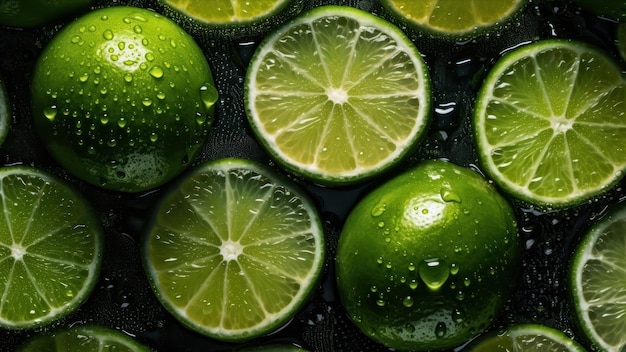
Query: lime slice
[[142, 158, 325, 342], [161, 0, 294, 26], [17, 325, 152, 351], [473, 39, 626, 209], [0, 75, 9, 147], [468, 324, 586, 351], [569, 202, 626, 351], [245, 5, 431, 185], [381, 0, 527, 38], [0, 166, 103, 329]]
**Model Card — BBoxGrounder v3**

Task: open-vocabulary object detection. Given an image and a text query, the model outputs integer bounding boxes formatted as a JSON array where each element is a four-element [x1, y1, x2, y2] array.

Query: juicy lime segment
[[18, 325, 152, 351], [143, 158, 325, 341], [162, 0, 294, 26], [468, 324, 586, 351], [570, 203, 626, 351], [0, 167, 103, 329], [336, 160, 520, 351], [474, 39, 626, 209], [245, 5, 431, 185], [31, 6, 218, 193], [381, 0, 527, 38]]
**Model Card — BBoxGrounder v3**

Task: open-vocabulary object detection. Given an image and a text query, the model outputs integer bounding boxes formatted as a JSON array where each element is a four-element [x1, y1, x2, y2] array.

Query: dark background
[[0, 0, 624, 350]]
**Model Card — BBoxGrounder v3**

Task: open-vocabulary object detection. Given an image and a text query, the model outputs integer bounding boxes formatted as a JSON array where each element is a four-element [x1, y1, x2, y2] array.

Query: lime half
[[142, 158, 325, 342], [18, 325, 152, 351], [161, 0, 294, 26], [245, 5, 431, 185], [468, 324, 586, 351], [570, 202, 626, 351], [381, 0, 527, 39], [473, 39, 626, 210], [0, 166, 103, 329]]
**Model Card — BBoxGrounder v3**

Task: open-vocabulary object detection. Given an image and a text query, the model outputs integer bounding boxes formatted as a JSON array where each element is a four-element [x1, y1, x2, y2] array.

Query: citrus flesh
[[336, 160, 521, 351], [17, 325, 152, 351], [381, 0, 527, 38], [0, 75, 9, 147], [0, 0, 93, 28], [31, 6, 218, 193], [570, 202, 626, 352], [0, 166, 103, 329], [467, 324, 586, 352], [473, 39, 626, 209], [245, 5, 431, 185], [142, 158, 325, 342], [162, 0, 293, 26]]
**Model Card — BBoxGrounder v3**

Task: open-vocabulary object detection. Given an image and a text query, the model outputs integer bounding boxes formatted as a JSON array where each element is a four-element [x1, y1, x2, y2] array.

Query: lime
[[245, 5, 431, 185], [0, 74, 9, 146], [0, 0, 93, 28], [0, 166, 103, 329], [142, 158, 325, 342], [17, 325, 152, 351], [336, 160, 521, 351], [569, 202, 626, 351], [473, 39, 626, 210], [467, 324, 586, 352], [161, 0, 294, 27], [31, 6, 218, 193], [381, 0, 527, 39], [572, 0, 626, 21]]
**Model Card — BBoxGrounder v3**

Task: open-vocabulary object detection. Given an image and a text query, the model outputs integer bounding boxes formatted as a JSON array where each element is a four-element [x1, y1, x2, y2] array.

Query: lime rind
[[473, 39, 626, 210], [469, 324, 586, 351], [380, 0, 528, 40], [245, 5, 431, 185], [0, 166, 103, 329], [161, 0, 295, 27], [17, 325, 153, 351], [570, 203, 626, 352], [142, 158, 325, 342]]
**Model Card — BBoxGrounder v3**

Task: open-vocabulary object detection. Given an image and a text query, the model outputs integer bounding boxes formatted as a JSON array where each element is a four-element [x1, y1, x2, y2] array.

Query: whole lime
[[31, 6, 218, 192], [336, 160, 521, 351]]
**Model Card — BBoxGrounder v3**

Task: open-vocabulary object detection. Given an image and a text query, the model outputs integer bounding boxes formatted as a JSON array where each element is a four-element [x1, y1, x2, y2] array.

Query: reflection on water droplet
[[200, 84, 218, 110], [124, 73, 133, 83], [452, 308, 464, 323], [71, 35, 81, 44], [103, 30, 113, 40], [371, 202, 386, 217], [150, 133, 158, 142], [376, 299, 385, 307], [79, 73, 89, 82], [419, 258, 450, 290], [118, 118, 127, 128], [146, 53, 155, 62], [133, 25, 142, 33], [377, 221, 385, 228], [44, 106, 57, 121], [142, 98, 153, 107], [435, 322, 447, 338], [441, 189, 462, 203], [402, 296, 414, 308], [409, 279, 418, 290], [149, 66, 163, 78], [450, 263, 459, 275], [370, 285, 377, 293]]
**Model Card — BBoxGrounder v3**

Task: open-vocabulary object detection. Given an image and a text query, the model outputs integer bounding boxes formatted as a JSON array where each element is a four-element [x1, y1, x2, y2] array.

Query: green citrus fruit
[[0, 166, 103, 329], [31, 6, 218, 193], [17, 325, 152, 351], [569, 202, 626, 351], [161, 0, 294, 27], [142, 158, 325, 342], [245, 5, 431, 185], [467, 324, 586, 352], [336, 160, 521, 351], [381, 0, 527, 39], [0, 0, 93, 28], [473, 39, 626, 210]]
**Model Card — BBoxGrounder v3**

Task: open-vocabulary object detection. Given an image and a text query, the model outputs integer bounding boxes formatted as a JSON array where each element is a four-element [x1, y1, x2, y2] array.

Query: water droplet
[[377, 221, 385, 228], [149, 66, 163, 78], [103, 30, 113, 40], [79, 73, 89, 82], [435, 322, 447, 338], [124, 73, 133, 83], [142, 98, 153, 107], [107, 139, 117, 147], [44, 106, 57, 121], [156, 92, 166, 100], [409, 279, 418, 290], [452, 308, 464, 323], [71, 35, 81, 44], [408, 263, 416, 272], [376, 256, 383, 265], [450, 263, 459, 275], [402, 296, 414, 308], [199, 84, 218, 110], [370, 285, 378, 293], [145, 53, 155, 62], [150, 133, 158, 142], [376, 299, 385, 307], [133, 25, 142, 33], [418, 258, 450, 290], [100, 115, 109, 124], [441, 189, 462, 203], [371, 202, 386, 217], [118, 118, 127, 128]]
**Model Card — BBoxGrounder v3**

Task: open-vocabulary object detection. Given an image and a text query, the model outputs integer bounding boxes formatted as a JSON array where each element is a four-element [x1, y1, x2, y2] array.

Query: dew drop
[[145, 53, 155, 62], [418, 258, 450, 290], [441, 189, 462, 203], [118, 118, 127, 128], [142, 98, 153, 107], [149, 66, 163, 78], [435, 322, 447, 338], [402, 296, 414, 308], [103, 30, 113, 40], [44, 106, 57, 121], [199, 84, 219, 110], [124, 73, 133, 83], [79, 73, 89, 82], [150, 133, 158, 142], [133, 25, 142, 33], [371, 202, 386, 217], [71, 35, 81, 44]]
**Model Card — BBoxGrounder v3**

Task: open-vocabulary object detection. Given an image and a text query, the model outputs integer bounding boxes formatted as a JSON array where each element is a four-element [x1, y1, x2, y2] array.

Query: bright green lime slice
[[161, 0, 294, 26], [17, 325, 152, 351], [468, 324, 586, 351], [473, 39, 626, 209], [0, 75, 9, 147], [381, 0, 527, 38], [570, 202, 626, 352], [245, 5, 431, 185], [0, 166, 103, 329], [142, 158, 325, 342]]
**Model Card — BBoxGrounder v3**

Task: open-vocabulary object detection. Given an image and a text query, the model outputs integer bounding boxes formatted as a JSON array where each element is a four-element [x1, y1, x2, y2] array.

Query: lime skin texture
[[31, 6, 218, 193], [336, 160, 521, 351]]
